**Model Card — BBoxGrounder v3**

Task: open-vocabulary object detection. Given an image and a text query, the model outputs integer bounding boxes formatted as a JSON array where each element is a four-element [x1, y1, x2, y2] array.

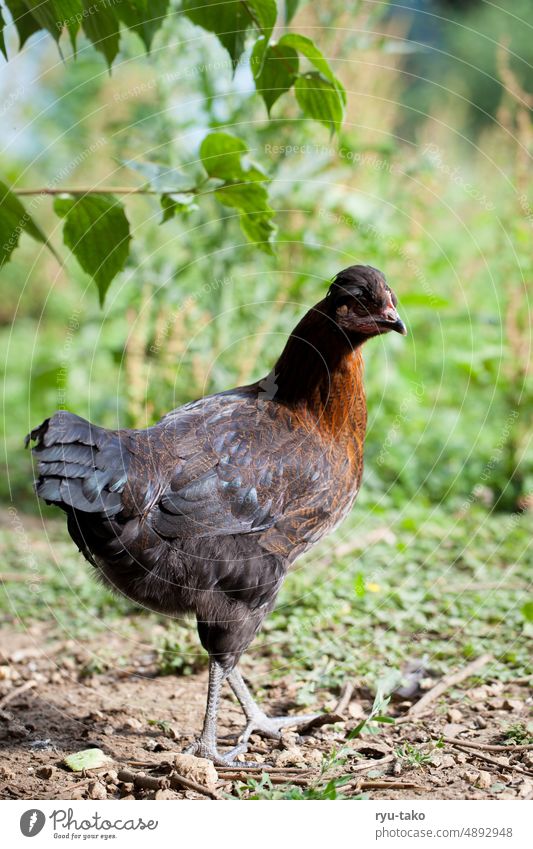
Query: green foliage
[[0, 0, 346, 301], [53, 194, 131, 306], [251, 38, 299, 114], [0, 180, 53, 266]]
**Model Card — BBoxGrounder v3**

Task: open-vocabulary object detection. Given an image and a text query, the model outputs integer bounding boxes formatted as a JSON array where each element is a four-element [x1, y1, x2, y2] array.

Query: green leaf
[[0, 6, 7, 59], [373, 715, 395, 724], [294, 73, 344, 134], [200, 132, 275, 251], [246, 0, 276, 41], [521, 601, 533, 623], [238, 207, 275, 252], [353, 572, 366, 598], [116, 0, 170, 51], [4, 0, 42, 48], [160, 192, 197, 223], [63, 748, 113, 772], [278, 32, 340, 87], [0, 180, 54, 267], [18, 1, 60, 42], [200, 132, 249, 180], [251, 37, 298, 114], [81, 0, 120, 68], [215, 182, 275, 252], [182, 0, 249, 64], [54, 1, 83, 50], [54, 194, 131, 305]]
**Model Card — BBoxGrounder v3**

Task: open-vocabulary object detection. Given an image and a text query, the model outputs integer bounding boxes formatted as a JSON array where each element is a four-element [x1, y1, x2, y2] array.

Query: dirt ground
[[0, 624, 531, 801]]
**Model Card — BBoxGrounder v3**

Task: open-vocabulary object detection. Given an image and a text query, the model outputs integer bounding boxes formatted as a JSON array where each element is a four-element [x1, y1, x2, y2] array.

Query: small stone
[[155, 789, 177, 800], [447, 708, 463, 723], [455, 752, 468, 764], [87, 780, 107, 800], [472, 716, 487, 729], [105, 770, 118, 784], [120, 794, 136, 800], [461, 769, 480, 785], [36, 766, 53, 780], [123, 717, 143, 730], [276, 747, 307, 768], [441, 754, 456, 768], [476, 770, 492, 789], [173, 753, 218, 789]]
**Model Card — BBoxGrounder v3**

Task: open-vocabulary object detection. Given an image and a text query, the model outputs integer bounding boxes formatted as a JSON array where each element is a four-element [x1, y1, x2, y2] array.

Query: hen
[[27, 265, 406, 765]]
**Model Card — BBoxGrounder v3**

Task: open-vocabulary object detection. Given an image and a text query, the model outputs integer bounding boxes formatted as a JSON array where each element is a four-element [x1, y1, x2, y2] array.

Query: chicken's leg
[[185, 658, 248, 766], [228, 668, 319, 744]]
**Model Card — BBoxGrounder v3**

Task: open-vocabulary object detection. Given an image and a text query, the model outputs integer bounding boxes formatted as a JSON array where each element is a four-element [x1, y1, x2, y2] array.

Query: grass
[[1, 500, 530, 699]]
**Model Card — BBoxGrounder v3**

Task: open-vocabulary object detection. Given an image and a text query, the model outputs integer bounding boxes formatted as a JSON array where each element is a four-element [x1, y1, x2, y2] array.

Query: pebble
[[87, 780, 107, 800], [476, 770, 492, 790], [122, 717, 143, 730], [155, 789, 177, 800], [36, 766, 53, 780], [276, 747, 308, 768], [447, 708, 463, 723], [173, 753, 218, 789]]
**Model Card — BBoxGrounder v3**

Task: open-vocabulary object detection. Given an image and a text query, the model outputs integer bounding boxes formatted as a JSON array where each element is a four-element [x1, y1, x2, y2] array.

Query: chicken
[[27, 265, 406, 765]]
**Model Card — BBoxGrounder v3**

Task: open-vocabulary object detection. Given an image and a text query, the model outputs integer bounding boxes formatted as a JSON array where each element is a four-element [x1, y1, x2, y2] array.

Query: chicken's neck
[[271, 301, 366, 434]]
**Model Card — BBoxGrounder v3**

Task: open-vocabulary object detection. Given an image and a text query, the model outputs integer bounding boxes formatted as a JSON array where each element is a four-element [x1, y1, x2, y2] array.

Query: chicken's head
[[326, 265, 406, 338]]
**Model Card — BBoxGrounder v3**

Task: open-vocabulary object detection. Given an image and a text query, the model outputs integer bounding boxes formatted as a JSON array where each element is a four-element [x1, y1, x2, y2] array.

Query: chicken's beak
[[379, 307, 407, 335], [390, 313, 407, 335]]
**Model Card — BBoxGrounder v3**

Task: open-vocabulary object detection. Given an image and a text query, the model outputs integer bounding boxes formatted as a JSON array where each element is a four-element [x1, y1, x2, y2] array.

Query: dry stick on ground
[[443, 737, 533, 753], [445, 744, 533, 778], [0, 679, 37, 709], [301, 680, 355, 731], [359, 780, 426, 791], [350, 754, 395, 773], [117, 768, 220, 800], [407, 654, 493, 718]]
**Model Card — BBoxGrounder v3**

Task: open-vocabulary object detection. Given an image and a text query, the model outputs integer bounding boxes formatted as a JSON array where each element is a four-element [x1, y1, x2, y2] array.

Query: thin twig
[[300, 680, 355, 732], [442, 737, 533, 753], [407, 654, 492, 717], [335, 681, 355, 716], [350, 754, 395, 773], [117, 767, 220, 800], [0, 679, 38, 709], [360, 779, 426, 791], [446, 744, 533, 778]]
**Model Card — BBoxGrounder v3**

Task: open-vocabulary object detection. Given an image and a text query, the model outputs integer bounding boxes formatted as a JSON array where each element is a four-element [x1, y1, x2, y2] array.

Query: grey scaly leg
[[228, 668, 319, 745], [185, 658, 248, 765]]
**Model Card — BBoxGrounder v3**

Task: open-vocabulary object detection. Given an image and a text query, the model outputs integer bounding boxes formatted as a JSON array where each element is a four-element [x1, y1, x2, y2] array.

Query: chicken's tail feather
[[26, 411, 130, 517]]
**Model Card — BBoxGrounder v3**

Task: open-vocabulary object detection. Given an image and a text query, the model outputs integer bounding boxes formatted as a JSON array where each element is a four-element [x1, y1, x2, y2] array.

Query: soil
[[0, 624, 531, 801]]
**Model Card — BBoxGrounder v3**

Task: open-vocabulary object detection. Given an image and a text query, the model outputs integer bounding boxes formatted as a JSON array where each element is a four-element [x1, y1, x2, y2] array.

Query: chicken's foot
[[228, 668, 320, 744]]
